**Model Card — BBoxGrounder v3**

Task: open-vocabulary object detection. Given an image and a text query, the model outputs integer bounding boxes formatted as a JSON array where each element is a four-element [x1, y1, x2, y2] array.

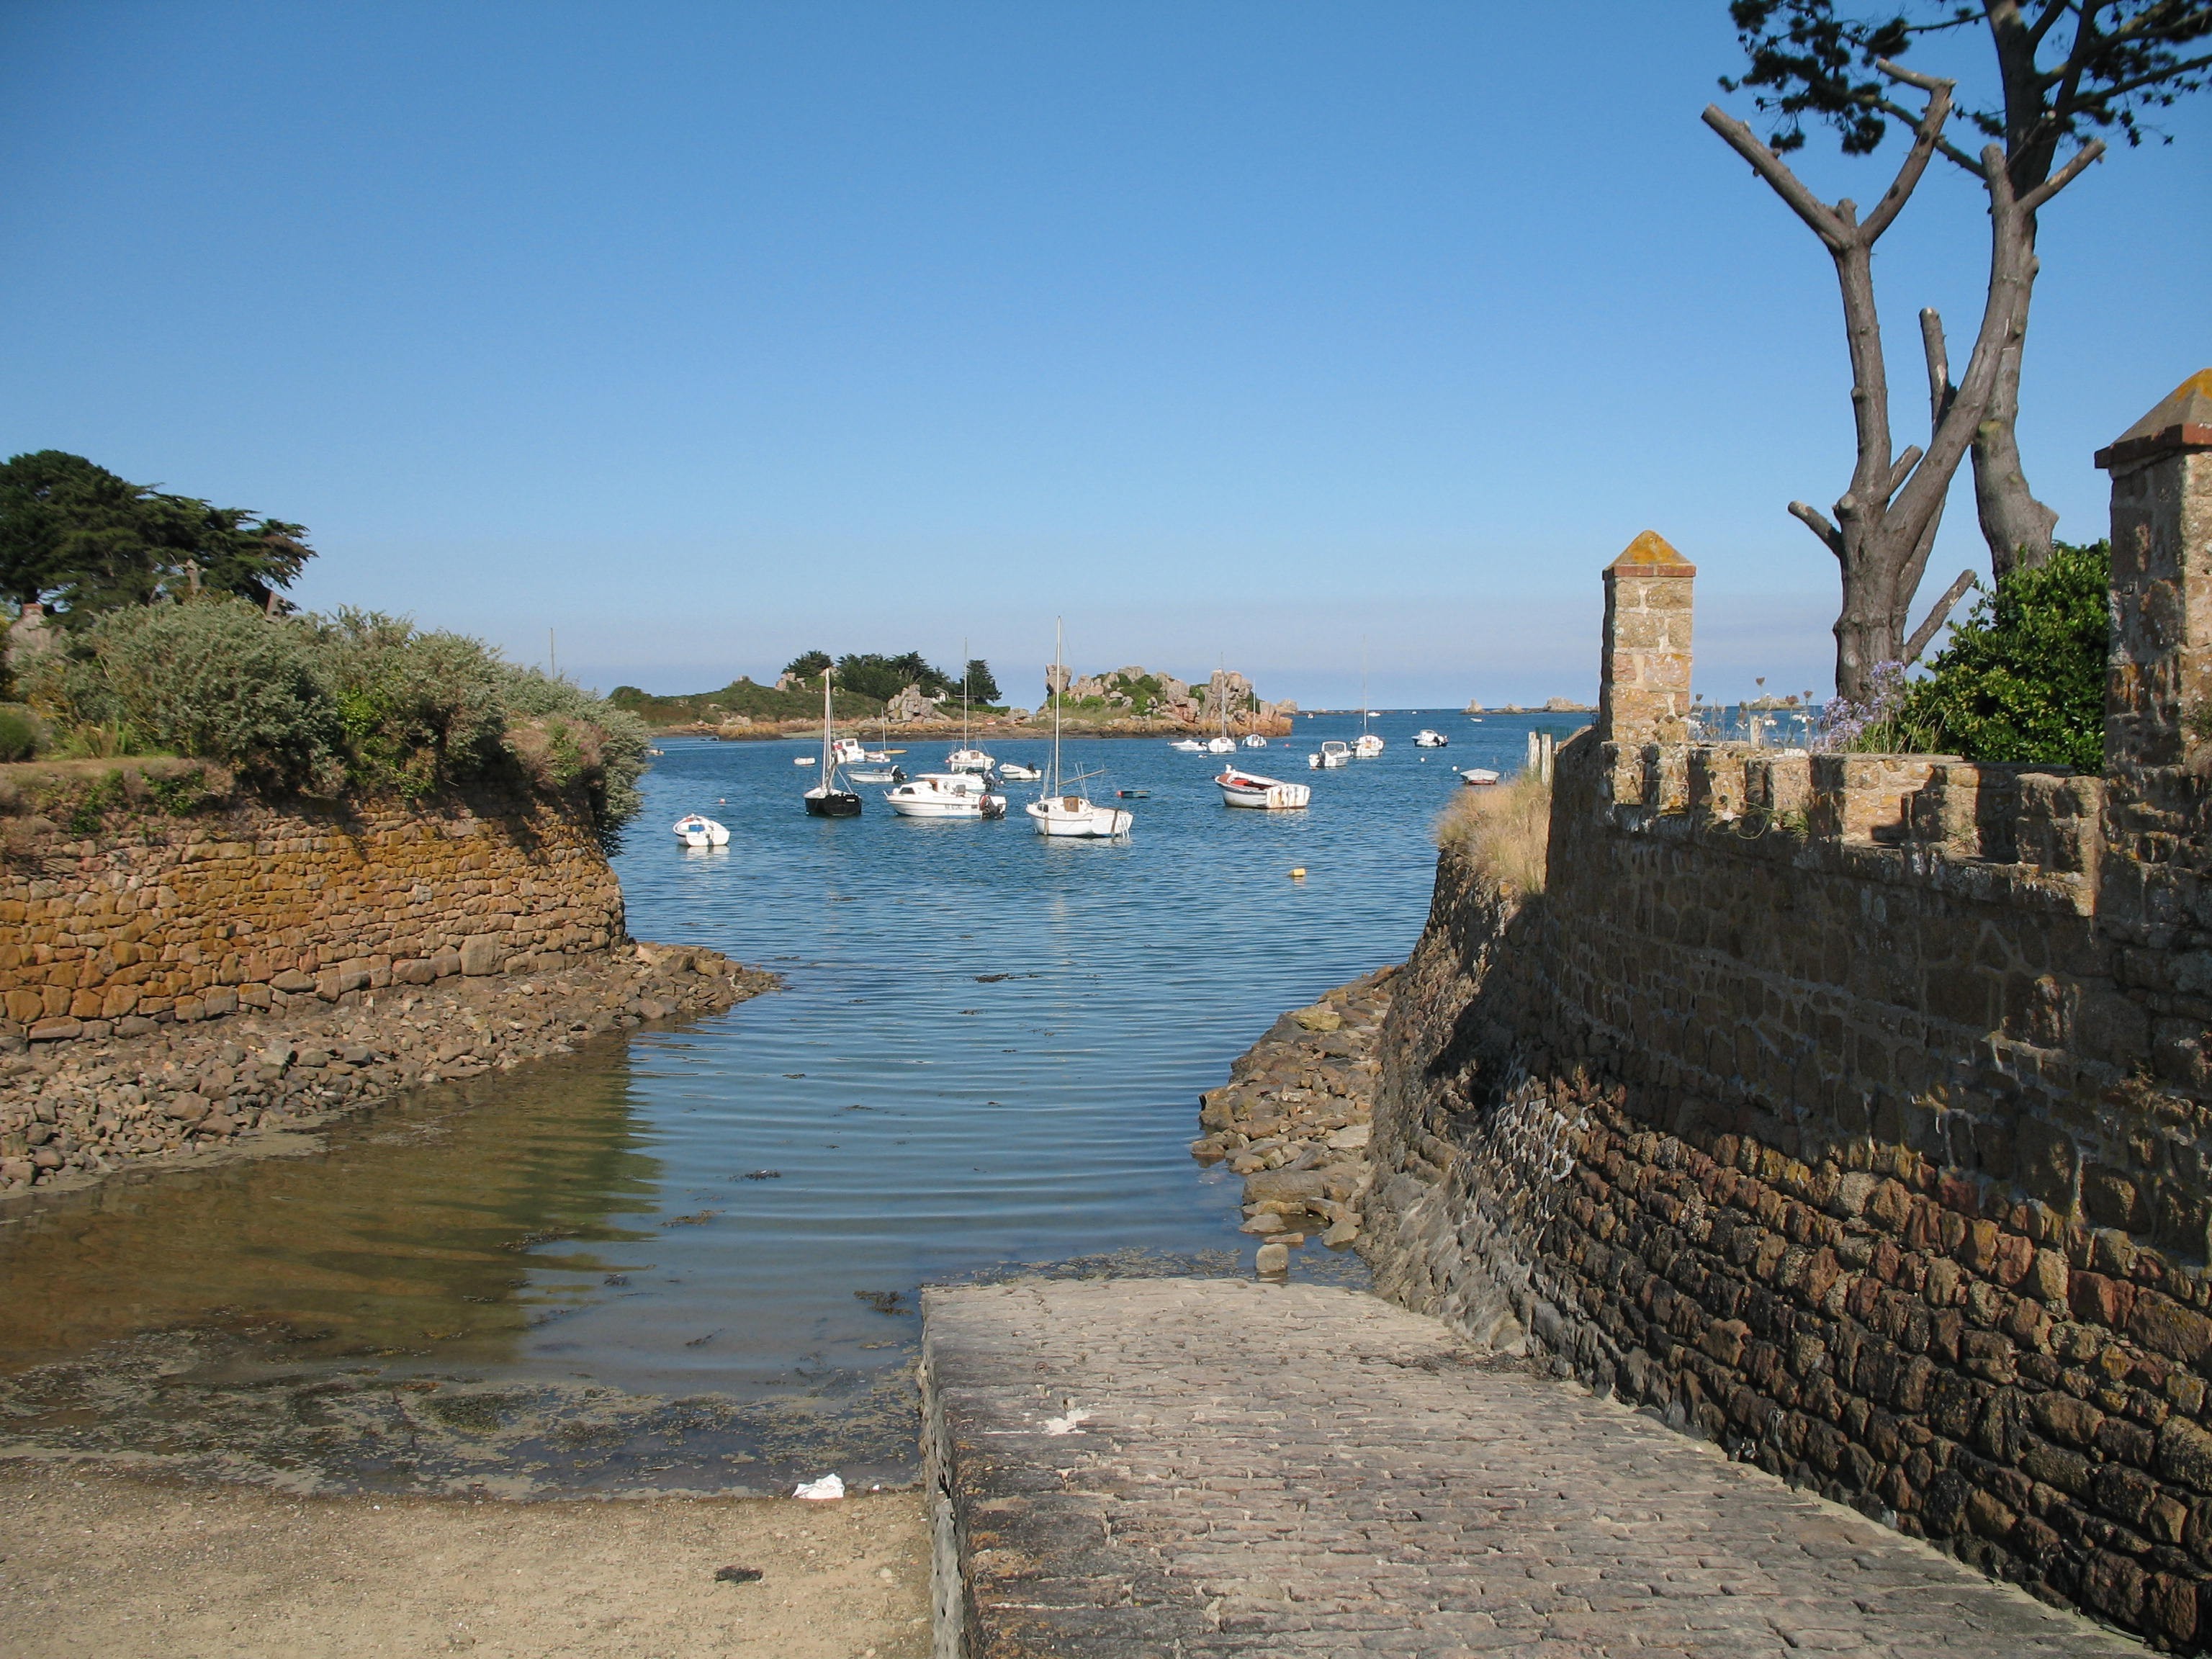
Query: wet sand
[[0, 1462, 930, 1658]]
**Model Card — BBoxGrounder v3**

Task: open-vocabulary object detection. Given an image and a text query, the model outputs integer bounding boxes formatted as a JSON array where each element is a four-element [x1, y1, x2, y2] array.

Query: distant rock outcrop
[[1040, 665, 1295, 730]]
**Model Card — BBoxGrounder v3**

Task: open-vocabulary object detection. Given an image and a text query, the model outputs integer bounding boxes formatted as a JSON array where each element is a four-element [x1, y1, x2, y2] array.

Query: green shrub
[[45, 597, 647, 827], [1901, 541, 2108, 771], [0, 703, 40, 762], [65, 597, 344, 791]]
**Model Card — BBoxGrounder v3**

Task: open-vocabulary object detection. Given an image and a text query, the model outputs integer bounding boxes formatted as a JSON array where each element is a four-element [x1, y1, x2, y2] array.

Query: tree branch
[[1702, 105, 1850, 246], [1857, 64, 1957, 238], [1789, 500, 1846, 558], [1884, 445, 1925, 500], [1920, 306, 1954, 426], [2020, 136, 2105, 210], [1905, 569, 1981, 663]]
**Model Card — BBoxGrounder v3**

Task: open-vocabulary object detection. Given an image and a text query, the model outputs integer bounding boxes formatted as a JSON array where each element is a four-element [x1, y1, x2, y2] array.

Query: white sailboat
[[1354, 639, 1384, 757], [945, 641, 994, 773], [1027, 619, 1132, 839], [1205, 657, 1238, 753]]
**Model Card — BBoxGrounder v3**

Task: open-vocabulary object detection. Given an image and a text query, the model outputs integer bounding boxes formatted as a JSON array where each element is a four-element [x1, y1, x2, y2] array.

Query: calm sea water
[[0, 708, 1586, 1491]]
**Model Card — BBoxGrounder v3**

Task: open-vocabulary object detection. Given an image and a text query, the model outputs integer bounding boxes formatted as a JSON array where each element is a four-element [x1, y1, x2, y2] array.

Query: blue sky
[[4, 3, 2206, 709]]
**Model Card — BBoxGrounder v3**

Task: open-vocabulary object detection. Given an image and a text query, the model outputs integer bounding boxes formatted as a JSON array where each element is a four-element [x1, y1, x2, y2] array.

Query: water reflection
[[0, 1046, 659, 1375]]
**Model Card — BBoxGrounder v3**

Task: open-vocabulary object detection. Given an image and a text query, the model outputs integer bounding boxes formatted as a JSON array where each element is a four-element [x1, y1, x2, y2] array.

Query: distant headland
[[611, 657, 1297, 740]]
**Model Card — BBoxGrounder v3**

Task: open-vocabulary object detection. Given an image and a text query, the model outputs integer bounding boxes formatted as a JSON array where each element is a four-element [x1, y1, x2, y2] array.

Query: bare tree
[[1705, 65, 2100, 699], [1723, 2, 2212, 575]]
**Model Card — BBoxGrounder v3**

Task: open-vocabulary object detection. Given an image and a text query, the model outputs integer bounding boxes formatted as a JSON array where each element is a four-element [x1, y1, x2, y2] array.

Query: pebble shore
[[1188, 966, 1392, 1273], [0, 941, 775, 1195]]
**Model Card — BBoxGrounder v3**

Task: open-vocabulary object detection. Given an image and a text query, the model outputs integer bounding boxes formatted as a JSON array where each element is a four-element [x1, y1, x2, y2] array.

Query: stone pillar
[[2100, 370, 2212, 770], [1596, 531, 1695, 807], [2095, 370, 2212, 956]]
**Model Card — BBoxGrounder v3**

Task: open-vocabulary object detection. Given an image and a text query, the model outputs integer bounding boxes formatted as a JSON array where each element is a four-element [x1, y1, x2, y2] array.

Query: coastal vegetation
[[1435, 770, 1551, 894], [9, 596, 648, 830], [0, 450, 313, 627], [1817, 539, 2108, 770]]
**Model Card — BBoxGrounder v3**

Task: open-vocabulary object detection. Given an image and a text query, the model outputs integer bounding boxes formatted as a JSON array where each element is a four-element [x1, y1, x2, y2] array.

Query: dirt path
[[0, 1462, 930, 1658]]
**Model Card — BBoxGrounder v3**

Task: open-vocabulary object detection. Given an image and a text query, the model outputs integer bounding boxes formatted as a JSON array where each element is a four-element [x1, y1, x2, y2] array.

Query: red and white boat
[[1216, 768, 1310, 810]]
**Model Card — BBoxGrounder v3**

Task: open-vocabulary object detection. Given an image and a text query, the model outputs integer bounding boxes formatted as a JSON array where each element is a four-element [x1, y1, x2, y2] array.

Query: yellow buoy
[[1290, 867, 1307, 880]]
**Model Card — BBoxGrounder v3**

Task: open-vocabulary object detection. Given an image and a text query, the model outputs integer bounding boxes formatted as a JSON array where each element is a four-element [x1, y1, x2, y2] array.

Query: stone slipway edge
[[920, 1277, 2141, 1658]]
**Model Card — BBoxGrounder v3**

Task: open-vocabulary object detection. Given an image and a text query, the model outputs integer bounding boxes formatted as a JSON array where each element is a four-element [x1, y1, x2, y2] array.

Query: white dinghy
[[672, 814, 729, 847], [1459, 768, 1501, 787], [1216, 768, 1310, 810]]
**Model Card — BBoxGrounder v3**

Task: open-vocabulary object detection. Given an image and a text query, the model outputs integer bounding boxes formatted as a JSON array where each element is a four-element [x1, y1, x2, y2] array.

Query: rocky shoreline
[[0, 941, 775, 1197], [1190, 966, 1393, 1274]]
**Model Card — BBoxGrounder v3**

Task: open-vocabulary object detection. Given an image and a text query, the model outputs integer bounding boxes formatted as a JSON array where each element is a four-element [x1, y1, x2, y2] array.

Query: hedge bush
[[30, 597, 647, 827], [1900, 541, 2108, 772]]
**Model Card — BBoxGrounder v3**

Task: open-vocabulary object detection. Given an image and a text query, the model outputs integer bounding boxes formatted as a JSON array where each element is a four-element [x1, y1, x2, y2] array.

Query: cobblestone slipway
[[921, 1277, 2140, 1657]]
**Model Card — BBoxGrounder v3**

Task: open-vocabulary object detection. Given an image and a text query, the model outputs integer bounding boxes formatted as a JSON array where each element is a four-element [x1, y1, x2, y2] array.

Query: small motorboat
[[793, 755, 817, 766], [946, 747, 995, 773], [1308, 740, 1352, 770], [1353, 732, 1385, 758], [1217, 769, 1310, 810], [848, 765, 906, 785], [1241, 734, 1267, 748], [1413, 729, 1449, 748], [997, 760, 1042, 781], [831, 737, 869, 766], [1169, 738, 1208, 754], [1206, 735, 1237, 755], [1459, 768, 1501, 787], [672, 814, 729, 847], [886, 773, 1007, 819]]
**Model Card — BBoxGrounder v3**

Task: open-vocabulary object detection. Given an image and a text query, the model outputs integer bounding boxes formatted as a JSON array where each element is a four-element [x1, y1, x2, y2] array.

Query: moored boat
[[1028, 619, 1133, 839], [1241, 734, 1267, 748], [1459, 767, 1501, 786], [886, 773, 1007, 819], [672, 813, 729, 847], [803, 670, 863, 817], [1413, 729, 1449, 747], [1169, 738, 1207, 754], [1308, 739, 1352, 769], [1216, 768, 1310, 810], [997, 760, 1042, 781]]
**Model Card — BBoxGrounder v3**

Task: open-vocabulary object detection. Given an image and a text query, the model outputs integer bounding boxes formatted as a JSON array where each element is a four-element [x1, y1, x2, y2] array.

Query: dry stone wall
[[0, 775, 624, 1047], [1362, 377, 2212, 1649]]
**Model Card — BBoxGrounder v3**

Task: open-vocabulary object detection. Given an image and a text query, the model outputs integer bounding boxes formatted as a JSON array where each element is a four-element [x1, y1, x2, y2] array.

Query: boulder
[[459, 935, 505, 976], [1243, 1167, 1326, 1206], [1289, 1006, 1341, 1033]]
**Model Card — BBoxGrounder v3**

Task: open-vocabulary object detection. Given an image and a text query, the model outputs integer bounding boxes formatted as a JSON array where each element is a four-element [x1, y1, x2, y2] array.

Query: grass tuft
[[1434, 770, 1551, 894]]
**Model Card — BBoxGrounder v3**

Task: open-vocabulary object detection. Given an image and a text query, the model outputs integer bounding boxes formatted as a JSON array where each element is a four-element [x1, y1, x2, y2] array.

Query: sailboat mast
[[961, 636, 970, 750], [822, 666, 835, 776], [1050, 618, 1064, 796]]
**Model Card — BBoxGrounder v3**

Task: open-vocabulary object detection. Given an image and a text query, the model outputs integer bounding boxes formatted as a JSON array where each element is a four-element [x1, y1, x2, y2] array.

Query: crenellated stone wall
[[0, 771, 625, 1046], [1363, 373, 2212, 1648]]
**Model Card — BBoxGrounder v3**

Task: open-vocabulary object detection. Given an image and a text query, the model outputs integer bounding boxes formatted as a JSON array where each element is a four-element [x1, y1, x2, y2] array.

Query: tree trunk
[[1968, 225, 2059, 575]]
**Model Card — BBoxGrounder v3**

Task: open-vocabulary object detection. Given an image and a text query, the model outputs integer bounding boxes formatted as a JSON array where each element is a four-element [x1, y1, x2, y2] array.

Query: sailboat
[[945, 643, 995, 774], [1354, 639, 1385, 758], [1205, 660, 1237, 754], [802, 668, 863, 817], [1027, 619, 1133, 839]]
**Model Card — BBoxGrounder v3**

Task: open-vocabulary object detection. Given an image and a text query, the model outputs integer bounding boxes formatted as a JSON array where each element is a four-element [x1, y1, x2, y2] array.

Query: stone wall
[[1363, 374, 2212, 1648], [0, 772, 625, 1046]]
